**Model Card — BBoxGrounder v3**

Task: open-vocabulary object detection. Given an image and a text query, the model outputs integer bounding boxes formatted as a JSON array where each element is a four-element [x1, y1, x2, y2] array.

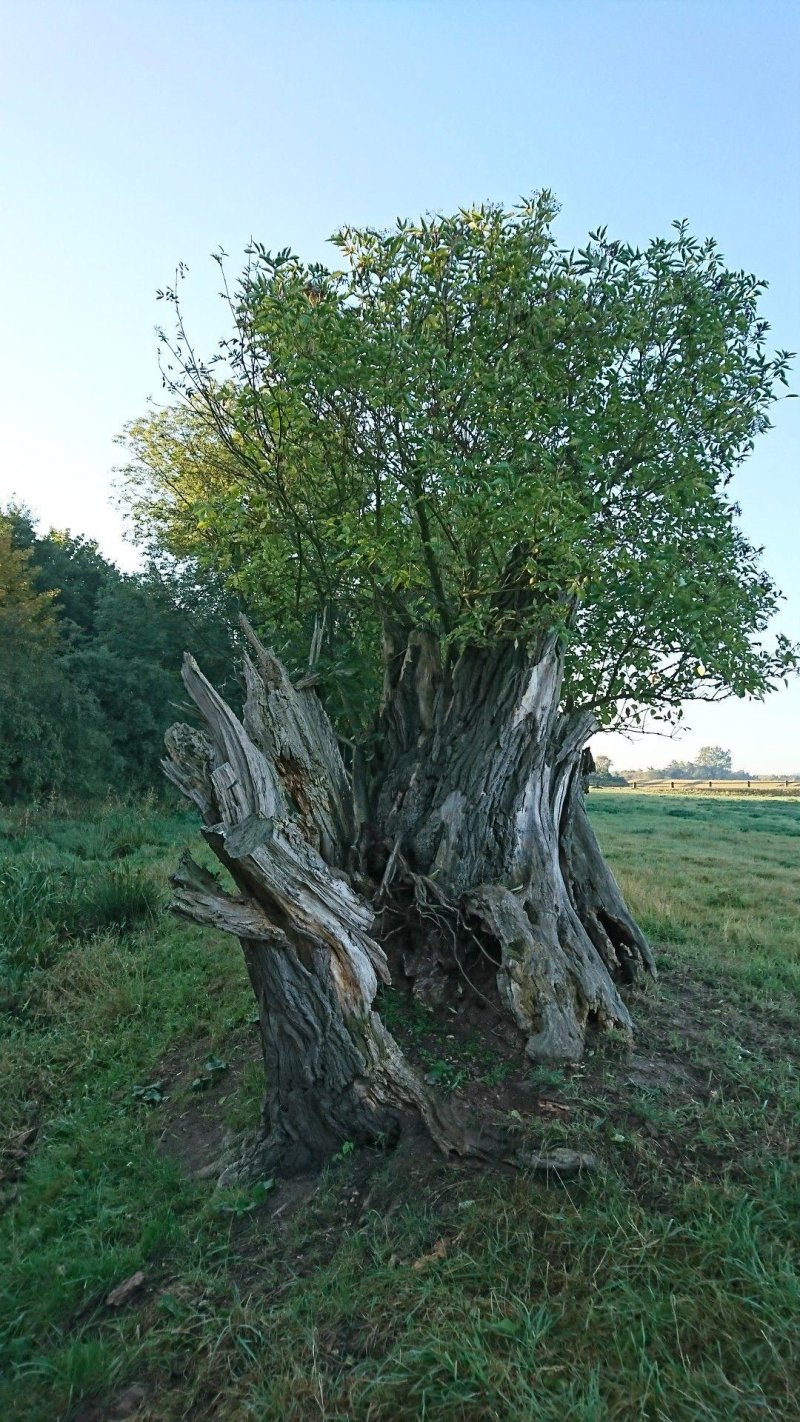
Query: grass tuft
[[0, 857, 161, 979]]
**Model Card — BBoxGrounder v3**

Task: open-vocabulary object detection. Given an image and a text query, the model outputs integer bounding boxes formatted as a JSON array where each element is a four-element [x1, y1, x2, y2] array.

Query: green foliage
[[0, 510, 121, 801], [586, 753, 628, 787], [696, 744, 733, 771], [622, 745, 756, 781], [0, 657, 122, 804], [121, 196, 796, 736], [0, 518, 58, 644], [190, 1055, 228, 1092], [0, 506, 240, 802], [6, 511, 118, 642], [211, 1178, 276, 1214]]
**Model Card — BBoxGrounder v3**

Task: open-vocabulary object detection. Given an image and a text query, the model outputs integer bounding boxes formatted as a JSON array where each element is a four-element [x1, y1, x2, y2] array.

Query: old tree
[[123, 197, 795, 1177]]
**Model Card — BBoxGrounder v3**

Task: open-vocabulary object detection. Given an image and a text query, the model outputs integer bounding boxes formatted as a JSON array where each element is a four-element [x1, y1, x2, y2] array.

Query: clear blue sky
[[1, 0, 797, 770]]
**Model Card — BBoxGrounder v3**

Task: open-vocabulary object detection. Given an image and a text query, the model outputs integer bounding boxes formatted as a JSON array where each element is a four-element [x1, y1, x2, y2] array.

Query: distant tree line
[[639, 746, 751, 780], [626, 746, 751, 781], [590, 745, 794, 785], [0, 506, 239, 803]]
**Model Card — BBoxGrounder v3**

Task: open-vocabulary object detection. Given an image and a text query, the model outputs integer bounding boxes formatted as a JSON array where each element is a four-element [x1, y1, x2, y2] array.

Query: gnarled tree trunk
[[162, 620, 650, 1178], [365, 627, 655, 1061]]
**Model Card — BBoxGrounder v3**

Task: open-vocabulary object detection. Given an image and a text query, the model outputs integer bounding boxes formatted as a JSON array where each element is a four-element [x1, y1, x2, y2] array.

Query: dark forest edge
[[0, 506, 239, 804]]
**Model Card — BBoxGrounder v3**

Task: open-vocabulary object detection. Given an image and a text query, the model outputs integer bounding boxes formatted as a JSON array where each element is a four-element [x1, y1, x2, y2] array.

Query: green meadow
[[1, 791, 798, 1421]]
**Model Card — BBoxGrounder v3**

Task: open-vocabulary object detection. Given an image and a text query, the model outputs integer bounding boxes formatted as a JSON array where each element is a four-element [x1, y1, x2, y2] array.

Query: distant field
[[1, 792, 798, 1421], [589, 790, 800, 992], [610, 779, 800, 797]]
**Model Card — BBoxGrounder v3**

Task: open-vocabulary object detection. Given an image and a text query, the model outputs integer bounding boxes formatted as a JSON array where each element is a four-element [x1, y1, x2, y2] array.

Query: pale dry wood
[[239, 615, 354, 863], [163, 649, 598, 1179], [368, 632, 651, 1060]]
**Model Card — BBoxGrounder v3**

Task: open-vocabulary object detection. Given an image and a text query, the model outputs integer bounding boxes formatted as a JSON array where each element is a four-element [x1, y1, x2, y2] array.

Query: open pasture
[[1, 790, 798, 1421]]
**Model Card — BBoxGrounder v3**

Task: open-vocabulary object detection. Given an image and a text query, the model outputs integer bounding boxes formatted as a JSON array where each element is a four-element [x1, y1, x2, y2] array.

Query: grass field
[[1, 792, 798, 1421]]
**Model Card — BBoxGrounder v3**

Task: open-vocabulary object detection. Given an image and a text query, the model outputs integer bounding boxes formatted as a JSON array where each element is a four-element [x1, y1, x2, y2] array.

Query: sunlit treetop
[[0, 512, 58, 649], [121, 194, 797, 732]]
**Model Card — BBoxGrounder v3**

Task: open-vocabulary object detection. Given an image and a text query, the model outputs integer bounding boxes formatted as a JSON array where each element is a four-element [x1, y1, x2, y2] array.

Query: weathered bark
[[365, 629, 655, 1062], [561, 770, 657, 983], [163, 637, 595, 1180]]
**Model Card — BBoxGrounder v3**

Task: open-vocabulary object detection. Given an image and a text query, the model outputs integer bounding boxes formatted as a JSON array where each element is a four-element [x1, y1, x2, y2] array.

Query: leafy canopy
[[0, 518, 58, 649], [121, 194, 796, 731]]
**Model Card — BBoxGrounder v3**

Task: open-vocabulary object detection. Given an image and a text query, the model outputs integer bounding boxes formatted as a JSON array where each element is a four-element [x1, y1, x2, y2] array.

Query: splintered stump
[[163, 627, 651, 1180], [367, 628, 655, 1057]]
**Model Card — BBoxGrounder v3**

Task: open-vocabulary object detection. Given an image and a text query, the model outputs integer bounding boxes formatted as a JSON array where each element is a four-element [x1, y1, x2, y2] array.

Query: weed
[[420, 1053, 470, 1091], [211, 1178, 275, 1215], [480, 1060, 515, 1086], [131, 1082, 167, 1105], [190, 1056, 229, 1092]]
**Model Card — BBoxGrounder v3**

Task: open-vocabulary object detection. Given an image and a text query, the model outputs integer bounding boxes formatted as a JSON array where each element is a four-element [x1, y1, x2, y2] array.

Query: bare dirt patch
[[154, 1027, 261, 1179]]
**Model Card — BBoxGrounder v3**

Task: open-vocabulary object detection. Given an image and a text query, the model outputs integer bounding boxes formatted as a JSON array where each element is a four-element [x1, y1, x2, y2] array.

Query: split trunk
[[162, 622, 654, 1178]]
